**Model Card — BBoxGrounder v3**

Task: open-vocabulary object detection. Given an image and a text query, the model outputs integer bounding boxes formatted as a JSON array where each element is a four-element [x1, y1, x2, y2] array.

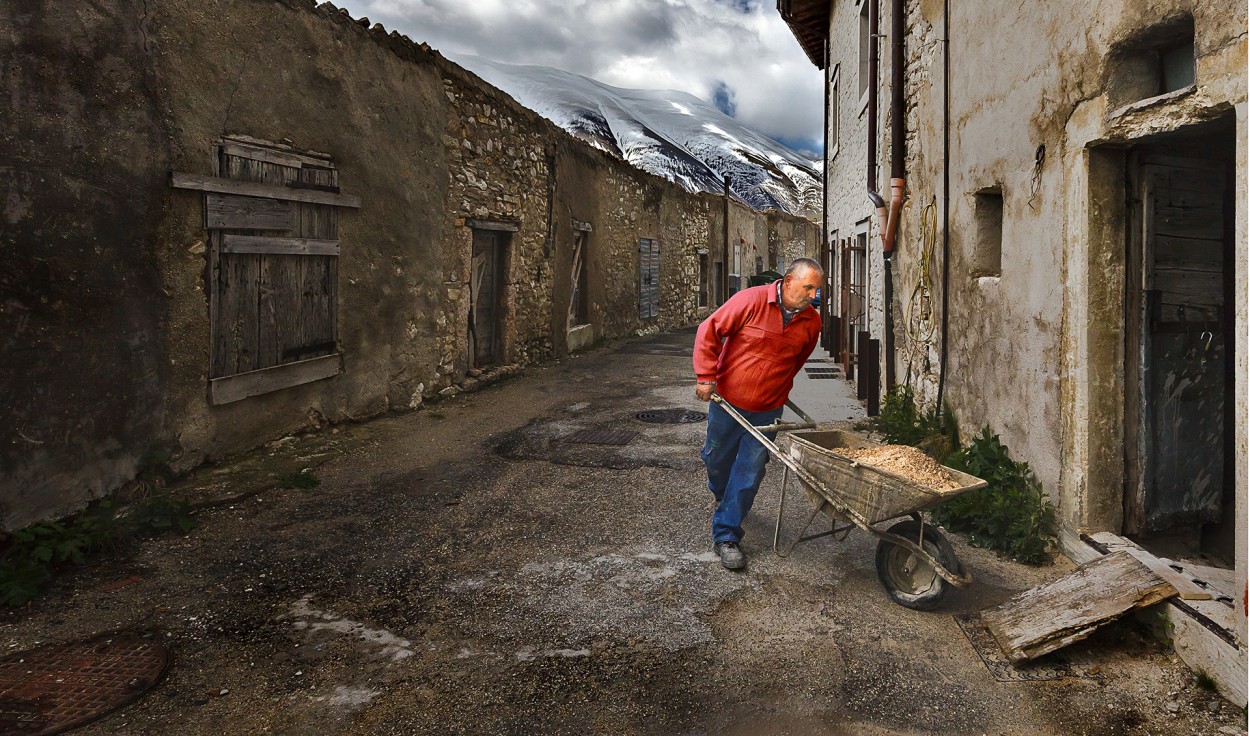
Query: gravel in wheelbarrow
[[777, 430, 987, 524]]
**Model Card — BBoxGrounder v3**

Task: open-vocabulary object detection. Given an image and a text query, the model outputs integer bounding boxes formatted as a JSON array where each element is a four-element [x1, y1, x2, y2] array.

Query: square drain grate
[[804, 367, 840, 379], [562, 428, 639, 446], [953, 613, 1098, 682]]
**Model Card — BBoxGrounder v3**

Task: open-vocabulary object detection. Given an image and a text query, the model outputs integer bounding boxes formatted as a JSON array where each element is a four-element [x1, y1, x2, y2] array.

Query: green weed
[[0, 448, 198, 607], [276, 470, 321, 490], [932, 427, 1056, 565]]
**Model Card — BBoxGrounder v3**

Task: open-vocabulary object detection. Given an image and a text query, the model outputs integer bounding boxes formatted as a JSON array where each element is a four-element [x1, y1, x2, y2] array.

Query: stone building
[[780, 0, 1246, 702], [0, 0, 818, 530]]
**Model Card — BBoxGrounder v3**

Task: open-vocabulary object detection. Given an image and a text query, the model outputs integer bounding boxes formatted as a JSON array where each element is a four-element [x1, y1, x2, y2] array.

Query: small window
[[1160, 40, 1195, 93], [698, 253, 709, 308], [829, 65, 840, 159], [1108, 17, 1195, 109], [857, 1, 871, 102], [972, 188, 1003, 278], [173, 137, 358, 405]]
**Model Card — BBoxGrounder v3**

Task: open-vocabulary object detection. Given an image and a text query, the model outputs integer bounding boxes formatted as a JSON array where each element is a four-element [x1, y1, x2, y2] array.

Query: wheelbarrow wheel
[[874, 520, 961, 611]]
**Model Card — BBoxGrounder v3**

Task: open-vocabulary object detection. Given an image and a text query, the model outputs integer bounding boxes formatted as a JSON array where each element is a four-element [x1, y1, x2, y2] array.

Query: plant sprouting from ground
[[0, 447, 198, 606], [872, 385, 960, 462], [276, 469, 321, 490], [932, 427, 1056, 565]]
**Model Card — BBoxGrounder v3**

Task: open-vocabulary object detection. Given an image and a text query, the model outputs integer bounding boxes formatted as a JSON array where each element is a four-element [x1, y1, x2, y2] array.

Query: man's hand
[[695, 382, 715, 402]]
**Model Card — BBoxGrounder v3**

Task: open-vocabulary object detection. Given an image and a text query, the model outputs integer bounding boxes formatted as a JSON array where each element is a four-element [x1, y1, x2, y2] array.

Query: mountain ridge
[[450, 55, 822, 221]]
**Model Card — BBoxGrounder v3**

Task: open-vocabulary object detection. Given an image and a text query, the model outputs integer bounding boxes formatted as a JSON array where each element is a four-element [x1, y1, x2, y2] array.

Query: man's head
[[780, 258, 824, 311]]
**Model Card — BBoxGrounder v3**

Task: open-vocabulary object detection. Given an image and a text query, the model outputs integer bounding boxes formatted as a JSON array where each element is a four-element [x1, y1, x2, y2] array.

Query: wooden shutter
[[638, 238, 659, 319], [171, 139, 361, 404]]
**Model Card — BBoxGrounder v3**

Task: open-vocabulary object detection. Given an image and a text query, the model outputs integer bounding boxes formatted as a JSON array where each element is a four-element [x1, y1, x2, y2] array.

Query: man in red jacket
[[693, 258, 823, 569]]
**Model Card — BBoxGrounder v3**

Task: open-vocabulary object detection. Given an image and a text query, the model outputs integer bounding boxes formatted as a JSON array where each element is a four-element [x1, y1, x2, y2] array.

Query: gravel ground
[[3, 328, 1246, 735]]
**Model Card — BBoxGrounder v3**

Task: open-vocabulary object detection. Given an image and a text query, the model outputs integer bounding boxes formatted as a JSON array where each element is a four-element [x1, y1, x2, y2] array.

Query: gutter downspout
[[866, 0, 885, 381], [723, 174, 731, 304], [822, 38, 832, 353], [935, 0, 952, 418], [867, 0, 885, 219], [882, 0, 905, 390]]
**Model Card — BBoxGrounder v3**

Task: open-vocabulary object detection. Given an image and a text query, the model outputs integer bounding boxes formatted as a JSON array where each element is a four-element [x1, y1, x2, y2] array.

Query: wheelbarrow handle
[[784, 399, 817, 426]]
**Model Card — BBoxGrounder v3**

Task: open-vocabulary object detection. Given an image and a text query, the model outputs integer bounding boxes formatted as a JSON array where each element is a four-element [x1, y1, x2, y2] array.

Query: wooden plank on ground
[[1088, 532, 1214, 601], [172, 172, 361, 208], [983, 551, 1178, 664]]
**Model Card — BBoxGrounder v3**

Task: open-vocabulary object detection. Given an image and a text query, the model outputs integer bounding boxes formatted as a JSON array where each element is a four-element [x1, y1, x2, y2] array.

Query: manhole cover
[[562, 428, 639, 446], [0, 633, 170, 735], [634, 409, 707, 424]]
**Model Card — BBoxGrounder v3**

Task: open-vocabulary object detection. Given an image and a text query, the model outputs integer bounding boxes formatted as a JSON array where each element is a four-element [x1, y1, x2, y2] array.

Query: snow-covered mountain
[[451, 55, 822, 220]]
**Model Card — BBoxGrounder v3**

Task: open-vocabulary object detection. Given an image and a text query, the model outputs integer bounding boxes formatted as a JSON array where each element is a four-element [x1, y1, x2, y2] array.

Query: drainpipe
[[865, 0, 885, 380], [881, 0, 905, 390], [866, 0, 884, 219], [722, 174, 731, 304], [822, 38, 832, 352], [935, 0, 952, 418]]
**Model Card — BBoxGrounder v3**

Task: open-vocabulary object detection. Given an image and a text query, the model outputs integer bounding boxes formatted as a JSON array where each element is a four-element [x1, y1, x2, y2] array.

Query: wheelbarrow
[[710, 394, 986, 610]]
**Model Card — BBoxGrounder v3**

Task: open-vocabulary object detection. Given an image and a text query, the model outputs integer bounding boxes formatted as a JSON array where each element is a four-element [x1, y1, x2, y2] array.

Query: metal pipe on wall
[[722, 174, 730, 305], [882, 0, 905, 391], [865, 0, 884, 377], [935, 0, 952, 418], [821, 38, 833, 353]]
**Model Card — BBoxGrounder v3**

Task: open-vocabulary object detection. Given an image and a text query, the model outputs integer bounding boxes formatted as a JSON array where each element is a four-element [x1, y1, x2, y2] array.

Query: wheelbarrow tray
[[777, 430, 988, 524]]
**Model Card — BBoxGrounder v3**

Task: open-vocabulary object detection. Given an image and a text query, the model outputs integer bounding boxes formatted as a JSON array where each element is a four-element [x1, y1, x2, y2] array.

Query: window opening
[[973, 188, 1004, 278], [170, 137, 359, 404], [1108, 16, 1195, 109], [698, 253, 709, 308], [830, 65, 840, 159], [858, 1, 871, 100]]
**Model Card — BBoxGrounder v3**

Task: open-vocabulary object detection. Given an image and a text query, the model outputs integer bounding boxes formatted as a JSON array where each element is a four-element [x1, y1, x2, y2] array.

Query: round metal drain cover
[[0, 632, 170, 735], [635, 408, 707, 424]]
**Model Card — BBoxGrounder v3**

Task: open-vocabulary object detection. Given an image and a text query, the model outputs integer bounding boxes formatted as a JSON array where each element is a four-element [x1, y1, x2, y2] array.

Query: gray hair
[[785, 257, 824, 277]]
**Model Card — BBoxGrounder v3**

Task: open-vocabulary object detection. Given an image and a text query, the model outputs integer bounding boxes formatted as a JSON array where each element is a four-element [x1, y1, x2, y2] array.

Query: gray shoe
[[714, 541, 746, 570]]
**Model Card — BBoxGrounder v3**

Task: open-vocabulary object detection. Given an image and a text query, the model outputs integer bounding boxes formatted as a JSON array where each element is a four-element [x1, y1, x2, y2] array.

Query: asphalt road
[[4, 328, 1243, 735]]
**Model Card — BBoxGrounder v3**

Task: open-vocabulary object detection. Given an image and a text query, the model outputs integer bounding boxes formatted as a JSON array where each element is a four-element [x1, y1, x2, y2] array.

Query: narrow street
[[4, 330, 1240, 736]]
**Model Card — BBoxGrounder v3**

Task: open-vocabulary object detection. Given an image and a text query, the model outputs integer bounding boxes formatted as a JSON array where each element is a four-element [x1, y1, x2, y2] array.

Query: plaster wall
[[823, 0, 1245, 586], [825, 0, 885, 343]]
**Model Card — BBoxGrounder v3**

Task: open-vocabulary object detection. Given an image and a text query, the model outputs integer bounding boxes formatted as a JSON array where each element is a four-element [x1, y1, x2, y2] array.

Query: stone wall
[[0, 0, 819, 529]]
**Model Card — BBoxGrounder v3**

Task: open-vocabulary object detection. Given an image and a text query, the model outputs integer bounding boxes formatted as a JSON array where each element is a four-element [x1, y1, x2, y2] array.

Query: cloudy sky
[[333, 0, 825, 154]]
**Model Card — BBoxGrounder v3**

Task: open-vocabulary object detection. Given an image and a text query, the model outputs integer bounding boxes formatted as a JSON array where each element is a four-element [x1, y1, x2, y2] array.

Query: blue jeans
[[702, 400, 784, 544]]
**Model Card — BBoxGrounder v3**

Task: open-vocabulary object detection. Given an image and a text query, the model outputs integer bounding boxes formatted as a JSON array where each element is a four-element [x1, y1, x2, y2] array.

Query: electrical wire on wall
[[902, 198, 939, 383]]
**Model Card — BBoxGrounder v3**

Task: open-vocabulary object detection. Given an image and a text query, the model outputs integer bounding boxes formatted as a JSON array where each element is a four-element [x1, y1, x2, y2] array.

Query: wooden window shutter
[[170, 138, 361, 404], [638, 238, 659, 319]]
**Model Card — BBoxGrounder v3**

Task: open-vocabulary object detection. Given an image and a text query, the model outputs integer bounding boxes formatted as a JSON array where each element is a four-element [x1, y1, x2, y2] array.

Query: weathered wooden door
[[470, 230, 504, 367], [1127, 155, 1228, 533]]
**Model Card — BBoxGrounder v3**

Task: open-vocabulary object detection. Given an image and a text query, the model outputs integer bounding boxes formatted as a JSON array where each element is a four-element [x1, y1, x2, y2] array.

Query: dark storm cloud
[[341, 0, 823, 150]]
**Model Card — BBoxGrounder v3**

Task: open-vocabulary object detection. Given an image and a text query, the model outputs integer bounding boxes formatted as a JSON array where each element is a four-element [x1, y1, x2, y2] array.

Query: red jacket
[[694, 281, 821, 412]]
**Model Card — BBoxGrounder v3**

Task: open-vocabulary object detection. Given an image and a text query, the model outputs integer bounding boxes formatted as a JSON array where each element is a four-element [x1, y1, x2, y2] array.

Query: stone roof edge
[[272, 0, 802, 221]]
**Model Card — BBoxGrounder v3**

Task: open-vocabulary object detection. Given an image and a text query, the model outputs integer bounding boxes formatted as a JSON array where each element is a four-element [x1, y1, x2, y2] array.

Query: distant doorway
[[1124, 122, 1236, 562], [470, 229, 508, 368]]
